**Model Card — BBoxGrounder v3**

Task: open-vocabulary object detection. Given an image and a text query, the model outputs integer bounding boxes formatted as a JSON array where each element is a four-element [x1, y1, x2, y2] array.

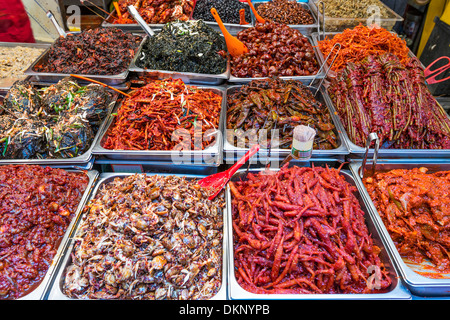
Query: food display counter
[[1, 0, 449, 302]]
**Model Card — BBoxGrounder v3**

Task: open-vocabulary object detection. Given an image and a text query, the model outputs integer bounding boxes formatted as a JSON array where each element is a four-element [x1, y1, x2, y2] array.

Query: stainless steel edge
[[92, 85, 226, 165], [0, 91, 119, 166], [250, 0, 320, 35], [23, 33, 145, 86], [227, 35, 325, 84], [226, 164, 411, 299], [222, 84, 349, 163], [12, 168, 100, 300], [45, 171, 228, 300], [349, 161, 450, 297]]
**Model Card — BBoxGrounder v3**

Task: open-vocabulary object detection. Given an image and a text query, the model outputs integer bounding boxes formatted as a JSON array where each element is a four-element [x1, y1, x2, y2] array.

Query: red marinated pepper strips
[[230, 164, 392, 294], [0, 165, 88, 299]]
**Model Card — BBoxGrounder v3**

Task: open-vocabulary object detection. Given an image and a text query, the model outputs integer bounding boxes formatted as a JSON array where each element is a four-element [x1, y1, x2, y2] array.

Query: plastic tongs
[[424, 56, 450, 84], [47, 10, 67, 38], [198, 144, 260, 200]]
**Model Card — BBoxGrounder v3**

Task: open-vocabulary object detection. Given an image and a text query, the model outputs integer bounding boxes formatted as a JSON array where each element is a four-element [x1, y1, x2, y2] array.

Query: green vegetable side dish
[[136, 20, 227, 75]]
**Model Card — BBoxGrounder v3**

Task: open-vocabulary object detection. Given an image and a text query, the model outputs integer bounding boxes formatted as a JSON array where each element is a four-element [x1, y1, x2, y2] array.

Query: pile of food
[[0, 77, 113, 159], [230, 165, 392, 294], [231, 22, 319, 78], [315, 0, 392, 18], [318, 24, 410, 72], [328, 53, 450, 149], [363, 167, 450, 273], [112, 0, 195, 24], [226, 77, 338, 149], [0, 165, 89, 299], [33, 28, 142, 75], [63, 174, 225, 300], [255, 0, 314, 25], [0, 46, 45, 80], [192, 0, 251, 24], [102, 78, 222, 151], [136, 20, 227, 75]]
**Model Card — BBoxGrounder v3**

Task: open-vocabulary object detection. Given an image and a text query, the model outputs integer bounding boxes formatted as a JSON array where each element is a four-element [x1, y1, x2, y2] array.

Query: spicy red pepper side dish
[[0, 165, 89, 299], [230, 164, 392, 294]]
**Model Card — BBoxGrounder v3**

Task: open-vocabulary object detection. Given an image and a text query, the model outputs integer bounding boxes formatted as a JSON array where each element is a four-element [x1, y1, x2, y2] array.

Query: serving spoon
[[210, 8, 248, 57], [246, 0, 266, 23]]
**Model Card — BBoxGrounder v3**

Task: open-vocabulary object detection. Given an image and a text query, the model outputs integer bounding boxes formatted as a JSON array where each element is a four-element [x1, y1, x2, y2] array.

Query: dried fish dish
[[62, 174, 225, 300], [231, 22, 319, 78], [0, 77, 113, 159], [135, 20, 227, 75], [230, 164, 392, 294], [0, 46, 45, 80], [363, 167, 450, 273], [0, 165, 89, 299], [227, 77, 338, 149], [33, 28, 141, 75], [111, 0, 195, 24]]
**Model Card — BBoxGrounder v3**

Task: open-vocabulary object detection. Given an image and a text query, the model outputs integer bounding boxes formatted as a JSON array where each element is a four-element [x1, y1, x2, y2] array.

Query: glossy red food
[[0, 165, 89, 299]]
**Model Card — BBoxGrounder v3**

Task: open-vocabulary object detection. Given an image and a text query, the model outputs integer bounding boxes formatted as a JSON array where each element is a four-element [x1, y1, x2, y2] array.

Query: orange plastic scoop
[[210, 8, 248, 57], [246, 0, 266, 23]]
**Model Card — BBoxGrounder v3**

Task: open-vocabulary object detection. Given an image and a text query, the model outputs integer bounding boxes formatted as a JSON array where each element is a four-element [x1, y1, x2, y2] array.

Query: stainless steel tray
[[129, 34, 230, 85], [319, 78, 450, 159], [349, 161, 450, 297], [8, 168, 99, 300], [0, 42, 51, 91], [45, 172, 228, 300], [92, 85, 225, 165], [223, 85, 348, 163], [226, 162, 411, 299], [0, 89, 118, 167], [228, 34, 325, 84], [250, 0, 320, 35], [24, 33, 145, 86]]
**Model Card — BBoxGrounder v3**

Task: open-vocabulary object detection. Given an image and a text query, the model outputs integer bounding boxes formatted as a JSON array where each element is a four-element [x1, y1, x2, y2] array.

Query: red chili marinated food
[[231, 22, 319, 78], [230, 164, 392, 294], [0, 165, 89, 299]]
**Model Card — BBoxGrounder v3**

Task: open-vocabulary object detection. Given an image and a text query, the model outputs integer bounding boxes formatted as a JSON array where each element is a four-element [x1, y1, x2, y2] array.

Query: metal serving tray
[[227, 35, 325, 84], [0, 89, 118, 168], [6, 168, 99, 300], [349, 161, 450, 297], [129, 34, 230, 85], [0, 42, 51, 91], [45, 172, 228, 300], [250, 0, 320, 35], [226, 161, 411, 299], [223, 85, 348, 163], [319, 79, 450, 159], [24, 33, 145, 86], [92, 85, 225, 166]]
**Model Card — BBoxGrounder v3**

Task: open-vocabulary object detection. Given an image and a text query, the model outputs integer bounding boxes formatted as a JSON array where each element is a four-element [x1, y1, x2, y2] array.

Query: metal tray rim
[[45, 171, 228, 300]]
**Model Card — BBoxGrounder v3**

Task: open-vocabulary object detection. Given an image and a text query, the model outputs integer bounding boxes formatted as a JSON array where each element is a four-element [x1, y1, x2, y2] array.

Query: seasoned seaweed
[[2, 80, 41, 116], [40, 78, 80, 115], [2, 119, 47, 159], [136, 20, 227, 75]]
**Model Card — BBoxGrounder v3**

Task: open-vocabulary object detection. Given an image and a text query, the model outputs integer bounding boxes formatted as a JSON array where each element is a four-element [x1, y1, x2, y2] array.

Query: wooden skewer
[[80, 0, 111, 16], [70, 74, 131, 98]]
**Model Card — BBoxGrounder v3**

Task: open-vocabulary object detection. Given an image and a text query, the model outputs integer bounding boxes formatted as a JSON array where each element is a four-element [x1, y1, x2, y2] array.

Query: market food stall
[[1, 0, 449, 301]]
